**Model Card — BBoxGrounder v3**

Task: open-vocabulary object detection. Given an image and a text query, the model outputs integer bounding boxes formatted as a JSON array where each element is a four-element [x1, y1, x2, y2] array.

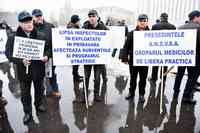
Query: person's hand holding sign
[[23, 59, 31, 66], [23, 59, 31, 74], [41, 56, 48, 63]]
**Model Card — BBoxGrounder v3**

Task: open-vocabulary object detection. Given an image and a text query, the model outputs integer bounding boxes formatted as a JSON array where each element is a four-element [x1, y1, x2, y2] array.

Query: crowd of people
[[0, 8, 199, 127]]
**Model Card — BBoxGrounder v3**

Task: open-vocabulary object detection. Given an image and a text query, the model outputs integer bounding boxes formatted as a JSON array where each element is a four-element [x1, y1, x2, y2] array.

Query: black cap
[[71, 15, 80, 24], [88, 9, 98, 16], [160, 12, 168, 20], [188, 10, 200, 20], [32, 9, 43, 16], [18, 11, 32, 22], [138, 14, 148, 21]]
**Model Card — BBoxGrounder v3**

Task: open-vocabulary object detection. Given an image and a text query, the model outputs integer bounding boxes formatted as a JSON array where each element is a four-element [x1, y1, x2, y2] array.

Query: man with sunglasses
[[122, 14, 150, 103], [82, 9, 108, 102], [32, 9, 61, 98]]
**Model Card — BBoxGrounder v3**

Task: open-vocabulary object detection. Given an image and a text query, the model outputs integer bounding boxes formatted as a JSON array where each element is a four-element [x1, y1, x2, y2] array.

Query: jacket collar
[[135, 26, 150, 31], [16, 26, 37, 38]]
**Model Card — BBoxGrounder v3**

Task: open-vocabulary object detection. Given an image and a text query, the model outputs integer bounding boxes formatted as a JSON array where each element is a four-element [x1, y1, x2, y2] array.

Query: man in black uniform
[[0, 21, 13, 107], [32, 9, 61, 98], [122, 14, 150, 103], [67, 15, 83, 82], [82, 10, 108, 102], [149, 13, 176, 83], [5, 11, 50, 124], [173, 10, 200, 105]]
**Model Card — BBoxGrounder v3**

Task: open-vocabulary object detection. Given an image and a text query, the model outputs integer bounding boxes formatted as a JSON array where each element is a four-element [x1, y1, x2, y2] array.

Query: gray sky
[[0, 0, 135, 22], [1, 0, 136, 12], [71, 0, 136, 11], [1, 0, 65, 12]]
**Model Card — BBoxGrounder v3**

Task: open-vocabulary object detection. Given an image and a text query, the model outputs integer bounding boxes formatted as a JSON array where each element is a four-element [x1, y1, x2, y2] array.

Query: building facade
[[135, 0, 200, 26]]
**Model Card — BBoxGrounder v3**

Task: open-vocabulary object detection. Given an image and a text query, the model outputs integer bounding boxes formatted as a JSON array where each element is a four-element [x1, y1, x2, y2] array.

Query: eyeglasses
[[89, 15, 96, 18]]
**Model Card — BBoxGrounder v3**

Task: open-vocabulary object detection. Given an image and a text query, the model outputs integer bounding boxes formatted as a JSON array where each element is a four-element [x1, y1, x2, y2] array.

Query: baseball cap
[[18, 11, 32, 22]]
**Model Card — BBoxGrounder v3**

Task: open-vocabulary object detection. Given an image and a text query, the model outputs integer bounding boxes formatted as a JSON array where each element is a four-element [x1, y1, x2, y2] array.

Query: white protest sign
[[133, 30, 197, 66], [0, 30, 8, 63], [13, 36, 45, 60], [108, 26, 125, 48], [52, 28, 112, 66]]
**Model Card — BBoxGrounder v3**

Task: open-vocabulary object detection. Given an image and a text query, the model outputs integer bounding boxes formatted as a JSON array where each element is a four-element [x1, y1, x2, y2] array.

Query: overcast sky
[[1, 0, 136, 12], [1, 0, 65, 12], [71, 0, 136, 11]]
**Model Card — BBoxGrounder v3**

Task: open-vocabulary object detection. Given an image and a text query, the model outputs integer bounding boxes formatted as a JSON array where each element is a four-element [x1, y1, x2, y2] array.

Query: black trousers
[[173, 66, 186, 94], [47, 66, 59, 93], [151, 66, 168, 82], [20, 78, 45, 114], [129, 66, 148, 96], [0, 80, 2, 97], [84, 65, 107, 95], [72, 65, 79, 78], [183, 66, 200, 99]]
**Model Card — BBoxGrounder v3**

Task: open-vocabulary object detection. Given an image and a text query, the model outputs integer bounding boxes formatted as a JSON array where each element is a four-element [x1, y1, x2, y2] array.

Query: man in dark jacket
[[5, 11, 50, 124], [149, 13, 176, 83], [173, 10, 200, 105], [0, 21, 13, 107], [0, 20, 13, 35], [0, 80, 7, 109], [67, 15, 83, 82], [122, 14, 150, 103], [67, 15, 84, 102], [82, 10, 108, 102], [32, 9, 60, 98]]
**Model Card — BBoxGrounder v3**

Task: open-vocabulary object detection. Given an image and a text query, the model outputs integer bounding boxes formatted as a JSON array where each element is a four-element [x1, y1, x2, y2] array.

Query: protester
[[5, 10, 50, 124], [32, 9, 61, 98], [173, 10, 200, 105], [67, 14, 83, 82], [149, 13, 176, 84], [82, 9, 108, 102], [122, 14, 150, 103], [0, 21, 13, 107], [0, 80, 7, 108]]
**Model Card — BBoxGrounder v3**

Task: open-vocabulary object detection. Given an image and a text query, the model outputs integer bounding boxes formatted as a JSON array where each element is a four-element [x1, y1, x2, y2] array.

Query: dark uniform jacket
[[122, 26, 150, 66], [34, 21, 54, 58], [82, 20, 108, 30], [67, 22, 80, 29], [179, 22, 200, 66], [151, 20, 176, 30]]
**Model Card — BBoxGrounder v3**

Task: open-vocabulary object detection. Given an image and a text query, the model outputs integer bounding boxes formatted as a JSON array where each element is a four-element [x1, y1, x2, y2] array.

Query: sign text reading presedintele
[[133, 30, 197, 66]]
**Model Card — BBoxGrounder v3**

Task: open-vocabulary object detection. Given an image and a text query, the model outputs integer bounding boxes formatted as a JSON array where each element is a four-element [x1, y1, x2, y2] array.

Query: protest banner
[[134, 29, 197, 114], [108, 26, 125, 48], [133, 30, 197, 66], [52, 28, 112, 66], [13, 36, 45, 60], [0, 30, 8, 63]]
